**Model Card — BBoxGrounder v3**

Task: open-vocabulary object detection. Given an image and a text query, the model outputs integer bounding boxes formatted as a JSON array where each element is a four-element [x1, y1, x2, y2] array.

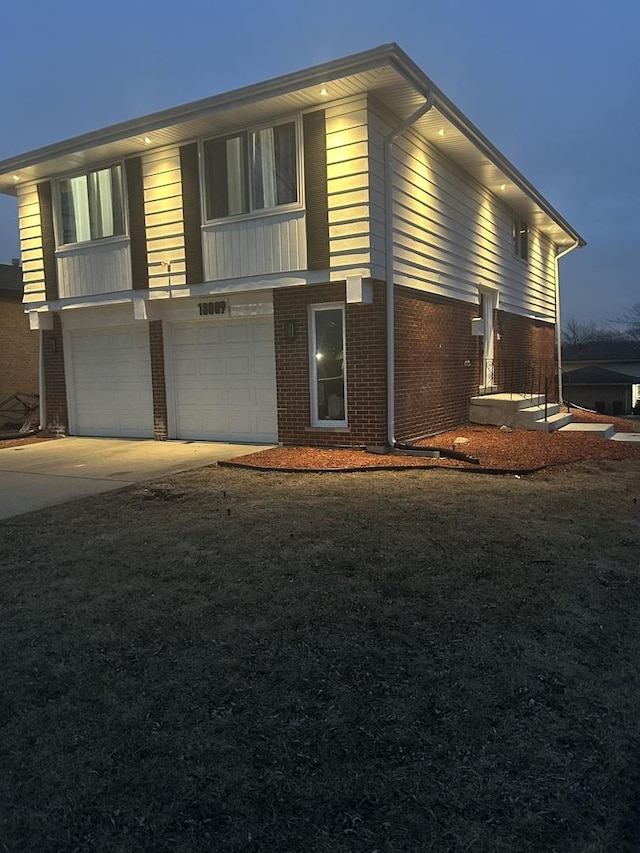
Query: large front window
[[58, 165, 125, 245], [310, 305, 347, 426], [203, 120, 298, 220]]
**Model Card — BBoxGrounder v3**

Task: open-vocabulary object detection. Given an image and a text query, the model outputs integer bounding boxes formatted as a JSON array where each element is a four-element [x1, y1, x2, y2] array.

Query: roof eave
[[0, 42, 584, 248], [0, 43, 400, 184], [386, 46, 586, 248]]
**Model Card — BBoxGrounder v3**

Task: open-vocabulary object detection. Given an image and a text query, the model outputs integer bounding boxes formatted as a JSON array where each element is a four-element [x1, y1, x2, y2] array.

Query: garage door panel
[[177, 387, 225, 406], [173, 357, 197, 376], [256, 387, 276, 406], [197, 327, 223, 345], [226, 356, 251, 374], [197, 357, 225, 375], [228, 387, 252, 405], [171, 317, 277, 442], [68, 325, 154, 438], [256, 414, 278, 434], [254, 355, 276, 374], [224, 325, 250, 344]]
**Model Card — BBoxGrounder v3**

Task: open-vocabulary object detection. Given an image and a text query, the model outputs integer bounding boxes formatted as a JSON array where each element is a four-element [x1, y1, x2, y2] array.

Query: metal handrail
[[477, 358, 558, 411]]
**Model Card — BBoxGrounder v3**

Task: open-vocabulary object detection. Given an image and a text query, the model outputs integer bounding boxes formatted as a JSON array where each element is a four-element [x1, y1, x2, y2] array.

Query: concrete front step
[[558, 422, 616, 439], [469, 393, 571, 432], [470, 393, 546, 411], [516, 403, 560, 425], [610, 432, 640, 442], [522, 411, 574, 432]]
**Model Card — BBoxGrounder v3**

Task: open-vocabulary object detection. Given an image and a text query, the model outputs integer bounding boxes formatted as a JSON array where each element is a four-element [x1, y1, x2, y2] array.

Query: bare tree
[[562, 316, 620, 346], [613, 302, 640, 340]]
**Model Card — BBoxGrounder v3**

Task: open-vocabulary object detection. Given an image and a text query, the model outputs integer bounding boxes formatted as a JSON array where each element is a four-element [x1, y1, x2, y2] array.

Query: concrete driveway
[[0, 437, 271, 521]]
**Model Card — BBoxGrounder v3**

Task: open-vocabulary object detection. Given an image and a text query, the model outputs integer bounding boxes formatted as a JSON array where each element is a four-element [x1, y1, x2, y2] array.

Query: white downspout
[[554, 238, 581, 405], [38, 327, 45, 431], [384, 95, 434, 447]]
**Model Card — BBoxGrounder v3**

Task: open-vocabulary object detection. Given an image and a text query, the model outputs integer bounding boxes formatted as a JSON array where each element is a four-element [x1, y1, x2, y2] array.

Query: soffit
[[0, 45, 583, 248]]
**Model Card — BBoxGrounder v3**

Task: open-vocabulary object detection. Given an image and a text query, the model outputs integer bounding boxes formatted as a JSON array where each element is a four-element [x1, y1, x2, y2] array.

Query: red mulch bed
[[225, 416, 640, 473], [1, 415, 638, 473], [0, 434, 52, 449], [568, 409, 639, 433]]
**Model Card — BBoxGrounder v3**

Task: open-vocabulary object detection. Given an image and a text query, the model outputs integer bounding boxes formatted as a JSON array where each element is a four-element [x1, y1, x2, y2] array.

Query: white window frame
[[201, 115, 303, 224], [54, 163, 128, 249], [513, 218, 529, 261], [309, 302, 348, 428]]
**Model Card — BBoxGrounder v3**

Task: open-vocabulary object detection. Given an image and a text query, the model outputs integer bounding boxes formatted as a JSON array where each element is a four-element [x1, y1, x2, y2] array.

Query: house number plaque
[[197, 300, 227, 317]]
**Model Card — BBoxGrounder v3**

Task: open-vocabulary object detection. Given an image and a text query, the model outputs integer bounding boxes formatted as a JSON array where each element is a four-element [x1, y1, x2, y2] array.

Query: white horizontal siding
[[367, 104, 388, 280], [392, 127, 557, 321], [57, 239, 133, 298], [326, 96, 374, 278], [202, 210, 306, 280], [17, 184, 45, 305], [142, 147, 187, 288]]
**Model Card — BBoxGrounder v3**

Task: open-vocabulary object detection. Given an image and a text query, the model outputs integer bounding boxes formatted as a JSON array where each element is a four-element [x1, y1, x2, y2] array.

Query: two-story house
[[0, 44, 584, 447]]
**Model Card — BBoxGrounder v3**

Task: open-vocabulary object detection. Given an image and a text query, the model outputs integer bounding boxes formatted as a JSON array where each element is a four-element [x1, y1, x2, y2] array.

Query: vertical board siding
[[57, 240, 133, 298], [125, 157, 149, 290], [143, 147, 187, 289], [303, 110, 330, 270], [179, 143, 205, 286], [36, 181, 59, 302], [202, 211, 306, 280], [391, 126, 558, 321], [326, 96, 374, 279], [17, 183, 46, 304]]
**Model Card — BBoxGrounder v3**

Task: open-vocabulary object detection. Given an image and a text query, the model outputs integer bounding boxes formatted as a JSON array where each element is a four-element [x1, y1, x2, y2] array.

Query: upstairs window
[[513, 219, 528, 261], [58, 165, 125, 245], [203, 120, 298, 220]]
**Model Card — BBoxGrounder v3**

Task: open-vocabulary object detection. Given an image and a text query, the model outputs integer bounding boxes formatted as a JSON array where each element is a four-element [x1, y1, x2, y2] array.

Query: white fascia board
[[0, 42, 584, 249], [0, 44, 399, 192]]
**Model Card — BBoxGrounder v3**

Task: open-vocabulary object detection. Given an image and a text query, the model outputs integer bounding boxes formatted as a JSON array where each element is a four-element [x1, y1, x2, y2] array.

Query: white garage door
[[170, 317, 277, 442], [67, 326, 154, 438]]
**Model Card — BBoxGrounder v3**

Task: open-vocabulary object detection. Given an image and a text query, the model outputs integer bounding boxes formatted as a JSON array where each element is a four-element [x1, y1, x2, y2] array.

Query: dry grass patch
[[1, 462, 640, 851]]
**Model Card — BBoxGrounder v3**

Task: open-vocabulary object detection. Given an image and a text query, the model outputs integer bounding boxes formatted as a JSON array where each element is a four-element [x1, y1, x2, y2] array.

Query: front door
[[480, 289, 496, 390]]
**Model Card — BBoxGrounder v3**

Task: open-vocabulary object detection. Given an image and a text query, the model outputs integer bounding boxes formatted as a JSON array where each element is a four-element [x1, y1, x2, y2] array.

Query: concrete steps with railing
[[470, 393, 574, 432]]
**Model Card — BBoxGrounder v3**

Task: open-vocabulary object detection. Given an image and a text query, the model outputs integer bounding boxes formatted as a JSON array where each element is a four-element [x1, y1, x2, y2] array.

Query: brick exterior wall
[[273, 281, 387, 447], [0, 297, 39, 401], [494, 311, 557, 399], [42, 313, 69, 434], [149, 320, 168, 440], [394, 287, 479, 440]]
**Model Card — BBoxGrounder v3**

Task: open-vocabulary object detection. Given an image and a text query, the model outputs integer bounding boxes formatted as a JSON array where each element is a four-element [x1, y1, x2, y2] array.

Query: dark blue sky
[[1, 0, 637, 324]]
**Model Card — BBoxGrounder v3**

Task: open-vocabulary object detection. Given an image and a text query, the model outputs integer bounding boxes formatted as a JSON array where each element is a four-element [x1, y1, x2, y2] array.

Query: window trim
[[513, 218, 529, 262], [309, 302, 348, 428], [200, 114, 304, 225], [53, 162, 129, 250]]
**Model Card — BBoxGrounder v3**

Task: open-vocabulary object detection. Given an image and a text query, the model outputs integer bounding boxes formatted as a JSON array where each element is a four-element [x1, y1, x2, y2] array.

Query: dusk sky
[[0, 0, 637, 325]]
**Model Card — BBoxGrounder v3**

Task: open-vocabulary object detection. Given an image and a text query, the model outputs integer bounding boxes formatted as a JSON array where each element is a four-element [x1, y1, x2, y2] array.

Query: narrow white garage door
[[170, 318, 277, 442], [67, 326, 154, 438]]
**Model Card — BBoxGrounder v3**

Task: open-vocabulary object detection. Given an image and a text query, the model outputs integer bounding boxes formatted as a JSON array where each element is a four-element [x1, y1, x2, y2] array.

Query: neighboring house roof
[[0, 43, 583, 249], [563, 340, 640, 363], [0, 263, 22, 299], [562, 365, 640, 385]]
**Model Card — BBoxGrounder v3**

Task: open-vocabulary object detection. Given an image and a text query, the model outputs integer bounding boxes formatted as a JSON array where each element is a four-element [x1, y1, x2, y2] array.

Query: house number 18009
[[198, 301, 227, 316]]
